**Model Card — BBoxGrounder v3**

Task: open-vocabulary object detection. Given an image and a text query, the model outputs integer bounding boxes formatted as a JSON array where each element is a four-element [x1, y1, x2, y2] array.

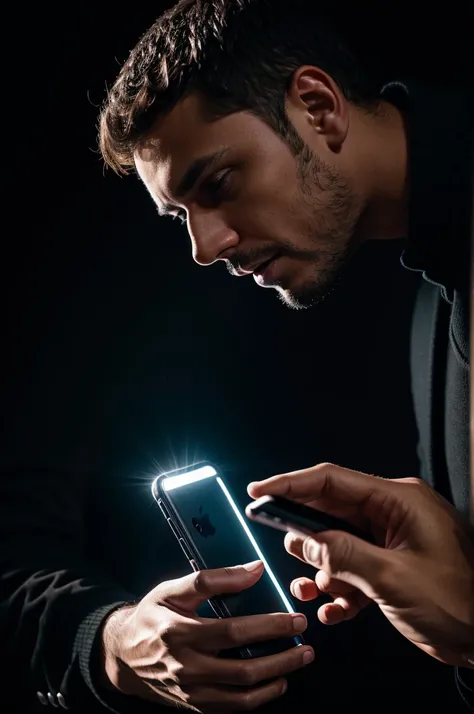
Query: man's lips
[[233, 254, 280, 277], [252, 256, 277, 277], [253, 255, 282, 285]]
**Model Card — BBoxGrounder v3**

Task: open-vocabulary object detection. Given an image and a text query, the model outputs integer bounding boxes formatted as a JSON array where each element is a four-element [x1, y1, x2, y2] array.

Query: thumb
[[154, 560, 265, 612], [302, 532, 392, 601]]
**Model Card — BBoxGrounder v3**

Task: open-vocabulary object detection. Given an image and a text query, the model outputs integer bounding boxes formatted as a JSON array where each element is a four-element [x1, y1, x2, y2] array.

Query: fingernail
[[242, 560, 263, 572], [303, 649, 314, 665], [304, 538, 321, 564], [292, 614, 307, 632], [292, 579, 305, 599], [280, 679, 288, 695], [247, 481, 258, 492]]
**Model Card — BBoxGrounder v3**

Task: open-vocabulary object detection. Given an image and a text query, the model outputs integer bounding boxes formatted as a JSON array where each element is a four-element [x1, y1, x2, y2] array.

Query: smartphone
[[151, 462, 303, 658], [246, 494, 374, 542]]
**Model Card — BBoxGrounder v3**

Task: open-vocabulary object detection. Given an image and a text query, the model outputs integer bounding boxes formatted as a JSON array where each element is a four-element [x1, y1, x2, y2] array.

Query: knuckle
[[336, 537, 353, 572], [315, 570, 331, 591], [315, 463, 335, 497], [194, 565, 235, 596], [276, 612, 293, 634], [400, 477, 432, 503], [403, 476, 425, 488], [316, 461, 335, 470], [321, 537, 352, 576], [157, 620, 175, 646], [193, 568, 213, 595], [284, 532, 299, 553], [224, 617, 245, 644], [192, 568, 207, 591], [237, 690, 260, 711], [157, 616, 188, 647], [222, 566, 237, 578], [235, 662, 258, 686]]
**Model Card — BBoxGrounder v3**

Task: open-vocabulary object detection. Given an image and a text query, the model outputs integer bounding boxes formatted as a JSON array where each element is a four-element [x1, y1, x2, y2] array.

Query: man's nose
[[189, 214, 239, 266]]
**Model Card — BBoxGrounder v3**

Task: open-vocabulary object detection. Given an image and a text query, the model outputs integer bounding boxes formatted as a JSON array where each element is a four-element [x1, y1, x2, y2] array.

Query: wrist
[[99, 604, 136, 693]]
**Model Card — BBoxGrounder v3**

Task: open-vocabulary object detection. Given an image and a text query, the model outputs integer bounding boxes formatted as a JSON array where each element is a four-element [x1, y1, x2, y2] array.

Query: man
[[1, 1, 472, 712], [97, 0, 473, 708]]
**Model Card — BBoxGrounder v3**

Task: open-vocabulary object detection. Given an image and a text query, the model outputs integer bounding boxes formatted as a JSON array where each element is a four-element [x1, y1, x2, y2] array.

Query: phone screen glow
[[158, 464, 295, 615]]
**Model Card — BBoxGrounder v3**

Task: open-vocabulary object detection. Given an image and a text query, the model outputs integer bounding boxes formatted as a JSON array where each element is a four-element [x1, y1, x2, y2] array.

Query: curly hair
[[99, 0, 380, 174]]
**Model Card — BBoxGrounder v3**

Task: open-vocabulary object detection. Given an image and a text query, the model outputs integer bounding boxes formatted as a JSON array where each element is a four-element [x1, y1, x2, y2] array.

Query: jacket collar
[[381, 80, 473, 300]]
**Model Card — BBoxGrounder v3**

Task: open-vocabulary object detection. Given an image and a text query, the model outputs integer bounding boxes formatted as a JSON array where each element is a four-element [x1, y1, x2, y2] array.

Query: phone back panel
[[161, 473, 294, 617], [154, 466, 302, 655]]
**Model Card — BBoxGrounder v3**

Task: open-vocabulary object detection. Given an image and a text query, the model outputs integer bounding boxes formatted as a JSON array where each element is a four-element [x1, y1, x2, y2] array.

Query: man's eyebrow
[[156, 147, 230, 216]]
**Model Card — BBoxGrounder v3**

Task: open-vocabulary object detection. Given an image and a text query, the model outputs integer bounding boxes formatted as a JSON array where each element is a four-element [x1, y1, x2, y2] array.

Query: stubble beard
[[277, 148, 361, 310]]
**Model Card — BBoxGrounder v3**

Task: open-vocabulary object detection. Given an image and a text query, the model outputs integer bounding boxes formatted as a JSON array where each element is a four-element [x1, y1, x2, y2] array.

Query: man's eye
[[167, 169, 233, 224], [201, 170, 233, 205]]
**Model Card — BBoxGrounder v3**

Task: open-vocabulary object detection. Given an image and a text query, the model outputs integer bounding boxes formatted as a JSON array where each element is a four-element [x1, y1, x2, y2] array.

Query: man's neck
[[357, 101, 409, 242]]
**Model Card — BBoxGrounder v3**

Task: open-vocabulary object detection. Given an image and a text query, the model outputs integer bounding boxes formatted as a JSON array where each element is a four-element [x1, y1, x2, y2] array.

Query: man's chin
[[276, 287, 312, 310], [275, 278, 341, 310]]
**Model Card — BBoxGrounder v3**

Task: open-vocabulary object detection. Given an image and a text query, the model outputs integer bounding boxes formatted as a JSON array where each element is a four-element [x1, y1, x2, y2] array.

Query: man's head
[[100, 0, 407, 308]]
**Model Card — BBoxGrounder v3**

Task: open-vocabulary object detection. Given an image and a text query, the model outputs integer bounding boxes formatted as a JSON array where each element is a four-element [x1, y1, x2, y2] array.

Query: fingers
[[247, 464, 393, 513], [301, 532, 392, 600], [286, 528, 379, 603], [287, 533, 374, 619], [286, 533, 363, 604], [317, 589, 371, 625], [315, 568, 363, 597], [199, 611, 308, 652], [195, 643, 314, 687], [155, 562, 265, 611], [290, 577, 319, 601], [284, 532, 306, 562], [186, 677, 288, 711], [289, 570, 369, 603], [318, 598, 362, 625], [289, 571, 371, 620]]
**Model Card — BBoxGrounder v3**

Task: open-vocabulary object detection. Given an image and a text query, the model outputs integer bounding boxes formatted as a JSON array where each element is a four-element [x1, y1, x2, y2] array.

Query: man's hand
[[100, 561, 314, 711], [248, 463, 474, 668]]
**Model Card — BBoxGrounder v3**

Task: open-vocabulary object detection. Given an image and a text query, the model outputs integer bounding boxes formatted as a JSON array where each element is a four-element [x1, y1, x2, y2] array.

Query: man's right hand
[[100, 561, 314, 711]]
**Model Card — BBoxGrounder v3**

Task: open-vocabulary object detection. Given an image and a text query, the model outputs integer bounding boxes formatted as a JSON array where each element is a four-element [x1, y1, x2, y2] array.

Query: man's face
[[135, 88, 365, 309]]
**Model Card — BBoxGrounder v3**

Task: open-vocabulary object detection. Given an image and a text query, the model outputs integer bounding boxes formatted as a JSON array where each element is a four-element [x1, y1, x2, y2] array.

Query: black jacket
[[386, 81, 473, 708], [1, 83, 472, 713]]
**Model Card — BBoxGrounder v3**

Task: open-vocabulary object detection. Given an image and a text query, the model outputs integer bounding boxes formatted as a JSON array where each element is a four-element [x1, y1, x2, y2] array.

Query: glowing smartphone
[[151, 462, 303, 658]]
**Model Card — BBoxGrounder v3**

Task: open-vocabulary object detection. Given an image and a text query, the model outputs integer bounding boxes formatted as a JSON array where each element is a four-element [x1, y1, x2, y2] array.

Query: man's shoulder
[[450, 286, 470, 366]]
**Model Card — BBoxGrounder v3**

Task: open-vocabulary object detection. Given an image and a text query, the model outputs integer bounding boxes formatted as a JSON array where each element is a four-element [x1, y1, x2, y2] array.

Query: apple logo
[[192, 506, 216, 538]]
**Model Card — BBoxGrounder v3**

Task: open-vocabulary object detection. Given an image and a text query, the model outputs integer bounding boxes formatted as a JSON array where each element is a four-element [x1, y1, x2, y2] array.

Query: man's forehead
[[134, 101, 198, 204], [135, 95, 242, 211], [135, 96, 270, 210], [135, 98, 234, 215], [137, 95, 203, 167]]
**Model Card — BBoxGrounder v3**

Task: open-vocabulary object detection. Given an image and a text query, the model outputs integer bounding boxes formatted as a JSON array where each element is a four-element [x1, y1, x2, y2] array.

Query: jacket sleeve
[[0, 466, 167, 713], [455, 667, 474, 711]]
